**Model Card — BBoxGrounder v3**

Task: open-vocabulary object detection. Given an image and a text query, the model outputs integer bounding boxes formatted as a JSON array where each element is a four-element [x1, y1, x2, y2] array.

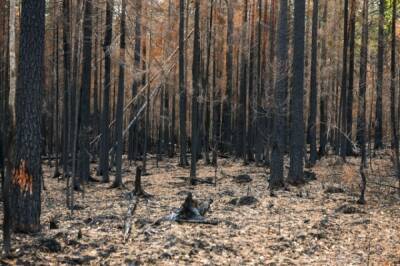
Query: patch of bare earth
[[1, 153, 399, 265]]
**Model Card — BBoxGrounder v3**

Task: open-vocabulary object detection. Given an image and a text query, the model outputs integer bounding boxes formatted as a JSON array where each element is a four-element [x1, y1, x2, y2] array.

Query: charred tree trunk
[[222, 0, 234, 154], [128, 0, 142, 162], [100, 0, 113, 183], [113, 0, 126, 188], [270, 0, 288, 190], [374, 0, 384, 150], [179, 0, 188, 166], [190, 0, 201, 183], [10, 0, 45, 233], [357, 0, 368, 204], [79, 0, 93, 182], [288, 0, 306, 185], [307, 0, 318, 165]]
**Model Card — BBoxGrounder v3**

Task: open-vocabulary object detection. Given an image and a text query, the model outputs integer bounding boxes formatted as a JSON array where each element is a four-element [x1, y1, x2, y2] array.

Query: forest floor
[[1, 150, 400, 265]]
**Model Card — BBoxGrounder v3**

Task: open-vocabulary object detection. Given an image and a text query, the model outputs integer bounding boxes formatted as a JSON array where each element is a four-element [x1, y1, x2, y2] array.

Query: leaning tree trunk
[[9, 0, 45, 233]]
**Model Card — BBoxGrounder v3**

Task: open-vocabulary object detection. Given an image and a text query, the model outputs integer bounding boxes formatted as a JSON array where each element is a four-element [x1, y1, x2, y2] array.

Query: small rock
[[228, 196, 258, 206]]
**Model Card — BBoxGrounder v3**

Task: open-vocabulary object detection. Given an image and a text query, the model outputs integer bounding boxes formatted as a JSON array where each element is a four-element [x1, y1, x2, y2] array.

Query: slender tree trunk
[[222, 0, 233, 154], [307, 0, 318, 166], [357, 0, 368, 204], [79, 0, 93, 183], [347, 0, 356, 152], [339, 0, 349, 158], [270, 0, 288, 190], [179, 0, 188, 166], [128, 0, 142, 162], [319, 0, 328, 157], [113, 0, 126, 188], [190, 0, 201, 183], [237, 0, 248, 160], [100, 0, 113, 182], [374, 0, 384, 150], [390, 0, 400, 188]]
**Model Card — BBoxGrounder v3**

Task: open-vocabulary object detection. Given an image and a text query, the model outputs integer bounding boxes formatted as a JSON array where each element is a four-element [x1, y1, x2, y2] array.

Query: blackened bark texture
[[390, 0, 400, 186], [190, 0, 201, 183], [62, 0, 71, 176], [288, 0, 305, 185], [100, 0, 113, 182], [307, 0, 318, 166], [128, 0, 142, 162], [237, 0, 248, 159], [179, 0, 188, 166], [374, 0, 384, 149], [222, 0, 233, 153], [255, 0, 263, 164], [79, 0, 93, 182], [10, 0, 45, 233], [319, 0, 328, 157], [339, 0, 349, 158], [113, 0, 126, 188], [346, 0, 356, 151], [270, 0, 288, 190], [265, 0, 277, 166], [357, 0, 368, 204], [247, 2, 255, 163]]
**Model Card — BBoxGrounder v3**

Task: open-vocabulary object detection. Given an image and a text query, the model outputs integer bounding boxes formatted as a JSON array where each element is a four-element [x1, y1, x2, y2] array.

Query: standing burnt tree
[[79, 0, 93, 182], [99, 0, 113, 183], [270, 0, 288, 190], [179, 0, 188, 166], [9, 0, 45, 233]]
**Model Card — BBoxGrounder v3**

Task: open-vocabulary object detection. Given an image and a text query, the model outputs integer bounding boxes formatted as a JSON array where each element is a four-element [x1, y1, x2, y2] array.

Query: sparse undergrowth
[[0, 154, 399, 265]]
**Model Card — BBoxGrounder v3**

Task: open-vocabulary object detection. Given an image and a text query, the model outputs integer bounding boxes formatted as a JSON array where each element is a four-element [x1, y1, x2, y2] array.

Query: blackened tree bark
[[179, 0, 188, 166], [390, 0, 400, 187], [307, 0, 318, 166], [270, 0, 288, 190], [100, 0, 113, 182], [128, 0, 142, 162], [319, 0, 328, 157], [339, 0, 349, 158], [79, 0, 93, 183], [347, 0, 356, 151], [62, 0, 71, 177], [190, 0, 201, 183], [374, 0, 384, 150], [222, 0, 233, 153], [357, 0, 368, 204], [113, 0, 126, 188], [10, 0, 45, 233], [247, 2, 255, 163], [237, 0, 248, 159], [288, 0, 306, 185]]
